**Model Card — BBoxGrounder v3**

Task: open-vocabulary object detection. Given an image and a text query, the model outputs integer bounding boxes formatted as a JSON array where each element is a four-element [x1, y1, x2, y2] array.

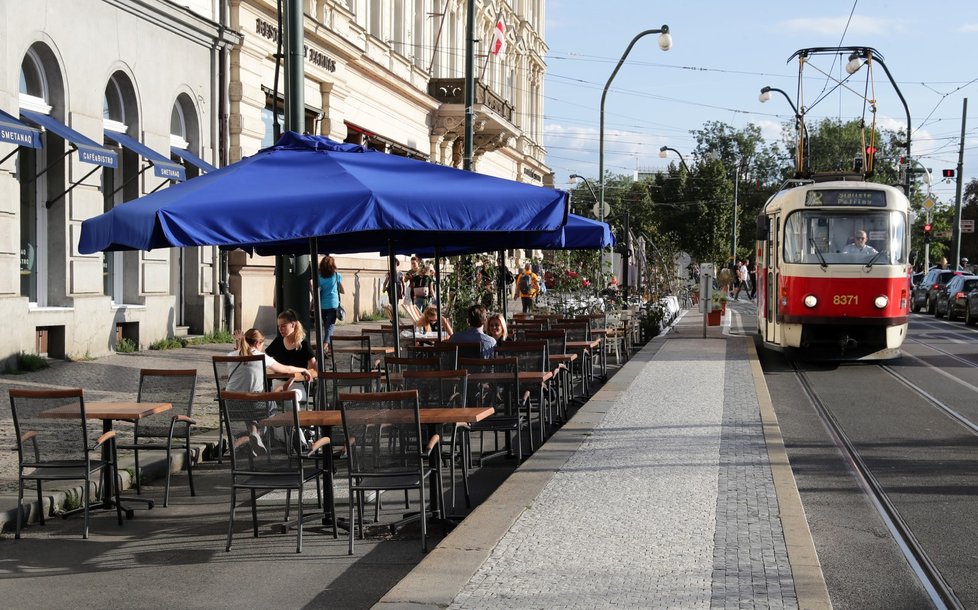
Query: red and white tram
[[755, 180, 911, 360]]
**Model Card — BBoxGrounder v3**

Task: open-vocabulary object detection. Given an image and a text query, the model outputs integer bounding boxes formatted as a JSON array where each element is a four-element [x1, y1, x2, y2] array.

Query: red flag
[[490, 16, 506, 57]]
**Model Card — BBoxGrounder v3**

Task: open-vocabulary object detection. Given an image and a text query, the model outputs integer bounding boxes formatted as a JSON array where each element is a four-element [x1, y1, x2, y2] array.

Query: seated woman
[[265, 309, 316, 371], [486, 312, 508, 343], [228, 328, 313, 454], [417, 305, 453, 338]]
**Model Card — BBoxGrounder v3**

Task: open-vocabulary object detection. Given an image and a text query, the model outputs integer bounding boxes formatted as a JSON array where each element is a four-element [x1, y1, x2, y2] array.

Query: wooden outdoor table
[[467, 371, 553, 384], [260, 406, 494, 428], [41, 401, 172, 515], [332, 346, 395, 354], [265, 369, 317, 382]]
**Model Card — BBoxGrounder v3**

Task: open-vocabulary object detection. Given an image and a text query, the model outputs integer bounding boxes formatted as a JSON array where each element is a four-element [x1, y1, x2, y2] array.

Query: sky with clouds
[[542, 0, 978, 205]]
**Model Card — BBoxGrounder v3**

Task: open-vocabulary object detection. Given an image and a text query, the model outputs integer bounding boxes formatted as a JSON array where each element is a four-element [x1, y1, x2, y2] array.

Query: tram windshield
[[783, 210, 906, 265]]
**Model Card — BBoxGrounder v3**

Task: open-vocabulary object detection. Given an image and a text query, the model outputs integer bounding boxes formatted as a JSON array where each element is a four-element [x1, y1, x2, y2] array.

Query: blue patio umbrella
[[78, 131, 569, 372], [79, 132, 568, 253]]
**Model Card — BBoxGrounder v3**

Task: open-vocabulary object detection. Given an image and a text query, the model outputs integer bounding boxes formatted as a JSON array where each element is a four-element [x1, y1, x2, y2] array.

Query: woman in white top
[[227, 328, 313, 453]]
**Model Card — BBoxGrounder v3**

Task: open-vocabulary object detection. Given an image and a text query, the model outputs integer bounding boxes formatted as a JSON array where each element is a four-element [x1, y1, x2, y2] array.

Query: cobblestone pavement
[[448, 335, 798, 609], [0, 318, 390, 495], [0, 343, 228, 494]]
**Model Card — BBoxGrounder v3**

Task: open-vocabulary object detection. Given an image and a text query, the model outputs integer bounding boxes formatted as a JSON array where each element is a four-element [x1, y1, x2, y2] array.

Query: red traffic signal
[[923, 223, 932, 232], [943, 169, 955, 178], [865, 146, 878, 155]]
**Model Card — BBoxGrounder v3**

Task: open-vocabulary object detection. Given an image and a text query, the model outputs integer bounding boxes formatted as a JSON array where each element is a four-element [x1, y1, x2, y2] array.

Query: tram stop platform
[[378, 302, 832, 609]]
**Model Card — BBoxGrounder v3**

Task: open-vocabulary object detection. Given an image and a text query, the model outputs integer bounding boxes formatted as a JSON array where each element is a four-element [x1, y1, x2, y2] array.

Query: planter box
[[707, 310, 722, 326]]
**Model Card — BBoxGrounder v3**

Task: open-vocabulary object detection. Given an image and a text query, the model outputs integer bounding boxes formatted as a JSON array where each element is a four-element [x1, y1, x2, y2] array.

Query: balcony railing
[[427, 78, 514, 123]]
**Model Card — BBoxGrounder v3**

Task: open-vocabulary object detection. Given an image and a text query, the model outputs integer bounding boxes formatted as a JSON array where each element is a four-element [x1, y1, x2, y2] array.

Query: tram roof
[[762, 180, 908, 215]]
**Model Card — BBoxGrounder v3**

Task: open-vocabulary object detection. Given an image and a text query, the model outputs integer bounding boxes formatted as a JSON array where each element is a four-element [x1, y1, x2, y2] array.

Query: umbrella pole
[[434, 250, 442, 342], [498, 249, 507, 319], [388, 241, 401, 357], [309, 238, 326, 408]]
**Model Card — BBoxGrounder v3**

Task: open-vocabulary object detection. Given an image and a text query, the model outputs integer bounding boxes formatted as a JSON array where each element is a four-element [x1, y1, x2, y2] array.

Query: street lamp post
[[599, 25, 671, 283], [658, 146, 689, 172], [758, 85, 807, 177]]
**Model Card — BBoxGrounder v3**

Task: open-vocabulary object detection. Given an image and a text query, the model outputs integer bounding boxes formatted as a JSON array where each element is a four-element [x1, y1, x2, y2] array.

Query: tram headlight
[[874, 295, 889, 309], [803, 295, 818, 308]]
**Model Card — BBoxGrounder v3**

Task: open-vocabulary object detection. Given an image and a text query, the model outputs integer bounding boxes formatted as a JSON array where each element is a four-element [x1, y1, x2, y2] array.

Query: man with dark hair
[[449, 303, 496, 358]]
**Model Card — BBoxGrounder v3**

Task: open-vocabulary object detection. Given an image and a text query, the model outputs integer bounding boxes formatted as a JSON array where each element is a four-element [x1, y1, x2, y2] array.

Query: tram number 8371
[[832, 294, 859, 305]]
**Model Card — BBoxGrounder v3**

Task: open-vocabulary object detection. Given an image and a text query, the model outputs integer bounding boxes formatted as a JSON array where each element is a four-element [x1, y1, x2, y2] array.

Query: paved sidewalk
[[378, 305, 830, 609]]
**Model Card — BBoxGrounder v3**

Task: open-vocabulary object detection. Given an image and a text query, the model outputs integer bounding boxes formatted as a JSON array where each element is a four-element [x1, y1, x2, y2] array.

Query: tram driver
[[841, 230, 878, 255]]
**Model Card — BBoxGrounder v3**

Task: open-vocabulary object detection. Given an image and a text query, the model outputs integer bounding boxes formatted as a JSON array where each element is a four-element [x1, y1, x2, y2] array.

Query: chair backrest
[[220, 390, 301, 474], [401, 369, 468, 408], [316, 371, 383, 410], [212, 354, 268, 395], [552, 320, 591, 342], [494, 341, 549, 372], [384, 356, 439, 375], [338, 390, 424, 476], [451, 341, 485, 360], [136, 369, 198, 438], [331, 334, 372, 373], [523, 329, 568, 356], [459, 357, 520, 416], [509, 319, 547, 331], [410, 343, 459, 370], [9, 388, 93, 465], [362, 327, 395, 348]]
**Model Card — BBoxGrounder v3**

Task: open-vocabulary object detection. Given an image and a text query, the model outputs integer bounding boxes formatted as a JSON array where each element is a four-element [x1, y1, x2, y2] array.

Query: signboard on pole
[[961, 219, 975, 234]]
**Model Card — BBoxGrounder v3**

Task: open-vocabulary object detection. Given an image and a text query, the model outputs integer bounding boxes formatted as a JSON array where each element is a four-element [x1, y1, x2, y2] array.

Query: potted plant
[[712, 291, 728, 314]]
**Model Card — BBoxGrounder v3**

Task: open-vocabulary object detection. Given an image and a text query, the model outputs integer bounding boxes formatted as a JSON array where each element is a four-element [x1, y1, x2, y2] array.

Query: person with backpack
[[514, 262, 539, 313]]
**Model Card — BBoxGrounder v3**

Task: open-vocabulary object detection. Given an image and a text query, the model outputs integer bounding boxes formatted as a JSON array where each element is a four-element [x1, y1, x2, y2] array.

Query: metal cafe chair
[[115, 368, 198, 507], [331, 334, 374, 373], [212, 354, 267, 464], [9, 388, 124, 539], [494, 341, 552, 444], [338, 389, 443, 554], [221, 389, 335, 553], [401, 369, 470, 510], [460, 356, 529, 464]]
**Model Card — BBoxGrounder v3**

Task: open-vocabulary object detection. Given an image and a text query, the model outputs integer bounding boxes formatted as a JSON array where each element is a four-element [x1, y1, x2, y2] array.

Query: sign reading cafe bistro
[[255, 17, 337, 72]]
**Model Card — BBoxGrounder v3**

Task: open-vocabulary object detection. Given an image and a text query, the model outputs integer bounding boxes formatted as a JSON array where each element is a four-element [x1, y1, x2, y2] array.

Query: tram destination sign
[[805, 189, 887, 207]]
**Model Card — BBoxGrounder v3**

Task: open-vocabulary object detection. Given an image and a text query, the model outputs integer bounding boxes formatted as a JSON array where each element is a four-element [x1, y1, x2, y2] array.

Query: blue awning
[[0, 109, 41, 148], [104, 130, 185, 181], [170, 146, 217, 173], [20, 109, 117, 168]]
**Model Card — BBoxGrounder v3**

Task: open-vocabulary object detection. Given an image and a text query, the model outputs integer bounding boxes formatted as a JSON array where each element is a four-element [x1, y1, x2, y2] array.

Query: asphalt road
[[757, 310, 978, 609]]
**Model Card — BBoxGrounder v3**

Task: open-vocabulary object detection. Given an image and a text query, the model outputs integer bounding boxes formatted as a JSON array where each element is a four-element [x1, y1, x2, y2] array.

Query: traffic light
[[923, 223, 932, 244], [943, 169, 955, 178]]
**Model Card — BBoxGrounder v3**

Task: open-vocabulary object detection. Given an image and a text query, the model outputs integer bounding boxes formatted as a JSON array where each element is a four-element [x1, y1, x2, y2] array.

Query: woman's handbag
[[412, 286, 430, 298], [337, 303, 346, 321]]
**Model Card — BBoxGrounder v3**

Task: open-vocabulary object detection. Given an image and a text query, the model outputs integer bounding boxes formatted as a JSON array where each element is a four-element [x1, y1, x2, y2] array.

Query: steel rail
[[792, 362, 963, 610]]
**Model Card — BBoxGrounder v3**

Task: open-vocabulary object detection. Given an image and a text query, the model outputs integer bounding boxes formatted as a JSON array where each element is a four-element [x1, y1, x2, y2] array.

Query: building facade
[[0, 0, 236, 365], [227, 0, 553, 333], [0, 0, 551, 364]]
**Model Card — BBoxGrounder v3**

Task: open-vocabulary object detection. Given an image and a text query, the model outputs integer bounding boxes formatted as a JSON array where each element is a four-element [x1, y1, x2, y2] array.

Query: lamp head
[[846, 53, 864, 75], [657, 25, 672, 51], [658, 148, 668, 159], [758, 89, 771, 103]]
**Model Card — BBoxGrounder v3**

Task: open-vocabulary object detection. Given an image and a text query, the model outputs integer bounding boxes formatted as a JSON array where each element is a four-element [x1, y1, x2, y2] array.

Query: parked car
[[934, 275, 978, 319], [966, 287, 978, 326], [911, 268, 962, 314]]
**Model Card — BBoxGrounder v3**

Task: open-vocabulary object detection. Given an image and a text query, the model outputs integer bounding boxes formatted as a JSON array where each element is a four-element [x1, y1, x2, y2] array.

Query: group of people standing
[[730, 259, 757, 301]]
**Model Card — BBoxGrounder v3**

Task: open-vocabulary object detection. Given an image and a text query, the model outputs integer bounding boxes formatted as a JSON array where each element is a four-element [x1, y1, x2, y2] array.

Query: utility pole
[[463, 0, 475, 171], [280, 0, 311, 331], [952, 98, 968, 270]]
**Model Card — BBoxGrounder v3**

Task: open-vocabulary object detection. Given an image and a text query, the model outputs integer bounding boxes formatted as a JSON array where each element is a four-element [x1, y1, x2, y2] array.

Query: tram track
[[791, 361, 966, 610]]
